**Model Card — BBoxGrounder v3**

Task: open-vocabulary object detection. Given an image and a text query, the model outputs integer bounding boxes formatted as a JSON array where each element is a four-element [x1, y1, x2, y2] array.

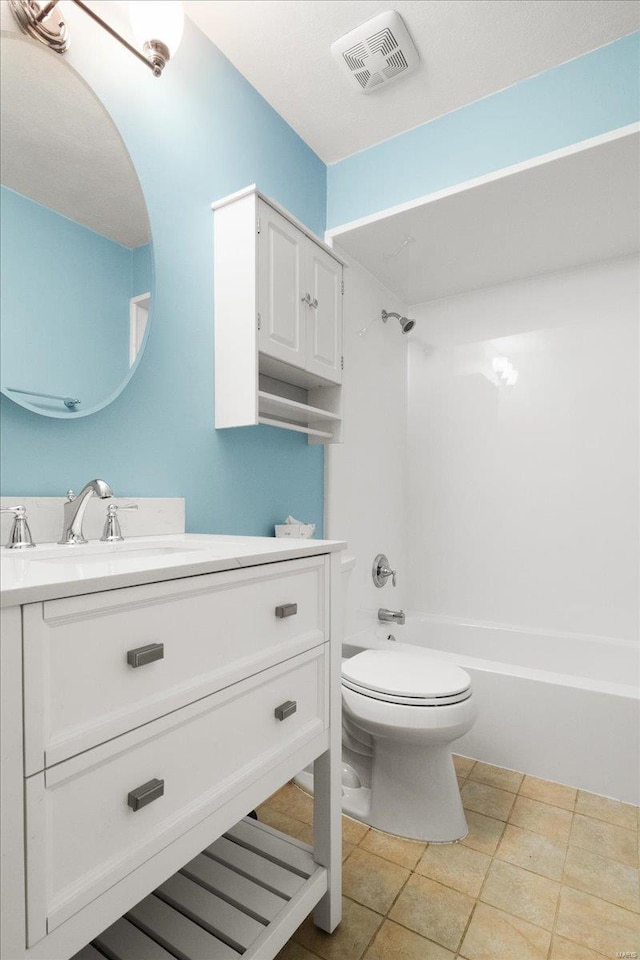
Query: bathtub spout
[[378, 608, 405, 625]]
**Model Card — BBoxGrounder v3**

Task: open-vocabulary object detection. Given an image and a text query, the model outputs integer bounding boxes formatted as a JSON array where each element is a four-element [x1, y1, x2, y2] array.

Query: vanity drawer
[[24, 556, 327, 772], [26, 646, 327, 940]]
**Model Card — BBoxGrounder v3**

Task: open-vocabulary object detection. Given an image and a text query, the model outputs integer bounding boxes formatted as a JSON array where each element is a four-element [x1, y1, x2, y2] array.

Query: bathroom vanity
[[1, 534, 345, 960]]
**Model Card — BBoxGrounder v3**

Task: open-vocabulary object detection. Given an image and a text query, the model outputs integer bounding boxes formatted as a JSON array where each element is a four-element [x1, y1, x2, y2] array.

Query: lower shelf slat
[[155, 872, 264, 952], [181, 854, 286, 924], [94, 917, 176, 960], [74, 818, 327, 960]]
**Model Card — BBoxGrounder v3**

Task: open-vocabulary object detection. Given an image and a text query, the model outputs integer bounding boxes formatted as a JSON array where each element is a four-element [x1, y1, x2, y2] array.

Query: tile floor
[[261, 756, 640, 960]]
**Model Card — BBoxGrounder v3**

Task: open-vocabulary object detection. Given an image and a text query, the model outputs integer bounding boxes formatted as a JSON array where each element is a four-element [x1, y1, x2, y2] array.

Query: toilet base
[[368, 740, 468, 841], [295, 745, 468, 842]]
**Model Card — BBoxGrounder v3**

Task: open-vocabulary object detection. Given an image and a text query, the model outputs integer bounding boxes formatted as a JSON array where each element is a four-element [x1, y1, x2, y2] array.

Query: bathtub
[[343, 616, 640, 805]]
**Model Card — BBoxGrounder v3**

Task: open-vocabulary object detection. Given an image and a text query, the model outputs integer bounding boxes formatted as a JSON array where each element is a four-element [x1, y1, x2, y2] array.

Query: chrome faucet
[[59, 479, 114, 545], [378, 608, 405, 625]]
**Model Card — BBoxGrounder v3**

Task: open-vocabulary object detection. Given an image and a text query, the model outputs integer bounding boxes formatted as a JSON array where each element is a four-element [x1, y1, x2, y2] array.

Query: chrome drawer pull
[[126, 642, 164, 668], [127, 778, 164, 811], [275, 603, 298, 619], [274, 700, 297, 721]]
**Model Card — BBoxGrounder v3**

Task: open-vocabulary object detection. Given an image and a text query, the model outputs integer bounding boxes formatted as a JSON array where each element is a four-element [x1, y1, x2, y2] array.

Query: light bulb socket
[[143, 39, 171, 77], [9, 0, 69, 53]]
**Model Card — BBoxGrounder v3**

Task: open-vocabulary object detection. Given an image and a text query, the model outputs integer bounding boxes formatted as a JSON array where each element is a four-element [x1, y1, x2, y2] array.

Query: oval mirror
[[0, 33, 153, 418]]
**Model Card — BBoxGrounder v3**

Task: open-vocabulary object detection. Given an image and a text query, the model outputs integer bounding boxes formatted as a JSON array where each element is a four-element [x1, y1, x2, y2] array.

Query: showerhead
[[381, 309, 416, 334]]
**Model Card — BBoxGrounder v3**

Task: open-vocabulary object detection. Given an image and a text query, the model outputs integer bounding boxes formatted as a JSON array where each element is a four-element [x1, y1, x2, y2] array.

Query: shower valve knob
[[372, 553, 397, 588]]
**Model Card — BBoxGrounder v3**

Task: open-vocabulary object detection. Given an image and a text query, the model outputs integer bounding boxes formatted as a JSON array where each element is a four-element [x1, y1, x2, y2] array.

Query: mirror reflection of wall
[[0, 33, 153, 417]]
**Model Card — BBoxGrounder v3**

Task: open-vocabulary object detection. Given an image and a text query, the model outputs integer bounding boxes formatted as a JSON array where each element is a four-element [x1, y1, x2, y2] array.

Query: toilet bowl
[[341, 649, 477, 841]]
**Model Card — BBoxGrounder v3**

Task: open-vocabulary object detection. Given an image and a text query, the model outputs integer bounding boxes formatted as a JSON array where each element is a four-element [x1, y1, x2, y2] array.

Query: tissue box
[[275, 523, 315, 539]]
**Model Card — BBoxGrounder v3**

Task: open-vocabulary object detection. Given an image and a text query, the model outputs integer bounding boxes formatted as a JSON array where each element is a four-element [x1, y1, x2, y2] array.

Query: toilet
[[296, 553, 477, 842], [341, 648, 476, 841]]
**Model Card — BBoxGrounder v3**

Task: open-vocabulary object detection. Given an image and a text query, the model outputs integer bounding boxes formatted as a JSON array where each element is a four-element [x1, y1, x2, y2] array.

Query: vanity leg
[[312, 553, 342, 933], [1, 607, 27, 960]]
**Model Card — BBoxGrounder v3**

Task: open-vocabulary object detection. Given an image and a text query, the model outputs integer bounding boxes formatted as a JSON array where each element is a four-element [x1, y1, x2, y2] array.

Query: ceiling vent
[[331, 10, 419, 94]]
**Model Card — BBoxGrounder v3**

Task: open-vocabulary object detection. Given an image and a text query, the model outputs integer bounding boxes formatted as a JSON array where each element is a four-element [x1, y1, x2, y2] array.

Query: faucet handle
[[1, 505, 36, 549], [372, 553, 397, 588], [100, 503, 138, 543], [66, 489, 75, 502]]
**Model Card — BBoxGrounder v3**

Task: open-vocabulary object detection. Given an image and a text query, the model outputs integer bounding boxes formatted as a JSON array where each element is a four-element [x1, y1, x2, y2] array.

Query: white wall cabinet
[[0, 549, 343, 960], [257, 200, 307, 369], [213, 187, 344, 443]]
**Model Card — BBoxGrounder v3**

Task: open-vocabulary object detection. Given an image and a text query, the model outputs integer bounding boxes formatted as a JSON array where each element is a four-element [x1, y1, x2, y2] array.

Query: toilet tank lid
[[341, 650, 471, 698]]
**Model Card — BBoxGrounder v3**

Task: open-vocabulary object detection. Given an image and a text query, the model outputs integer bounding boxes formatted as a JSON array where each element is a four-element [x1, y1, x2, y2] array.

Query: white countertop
[[0, 534, 346, 607]]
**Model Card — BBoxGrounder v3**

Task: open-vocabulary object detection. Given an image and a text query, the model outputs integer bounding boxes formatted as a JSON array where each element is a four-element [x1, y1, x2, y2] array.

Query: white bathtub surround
[[391, 256, 640, 803], [0, 496, 185, 546], [407, 257, 639, 642], [325, 248, 409, 635]]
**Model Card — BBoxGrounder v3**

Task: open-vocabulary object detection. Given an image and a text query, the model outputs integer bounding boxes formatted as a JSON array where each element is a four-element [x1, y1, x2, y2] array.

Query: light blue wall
[[328, 32, 640, 228], [0, 17, 327, 536], [0, 186, 152, 412], [132, 243, 153, 297]]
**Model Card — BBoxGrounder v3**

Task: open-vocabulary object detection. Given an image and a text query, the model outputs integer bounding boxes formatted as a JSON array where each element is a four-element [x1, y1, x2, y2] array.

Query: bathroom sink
[[0, 537, 242, 573], [26, 542, 213, 564]]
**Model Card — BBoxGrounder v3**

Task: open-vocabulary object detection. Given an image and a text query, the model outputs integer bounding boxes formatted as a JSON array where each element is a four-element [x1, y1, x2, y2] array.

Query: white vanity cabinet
[[213, 187, 344, 443], [0, 545, 343, 960]]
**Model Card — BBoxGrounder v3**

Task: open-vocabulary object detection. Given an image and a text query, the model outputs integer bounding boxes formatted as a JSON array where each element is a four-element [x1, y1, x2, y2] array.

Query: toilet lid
[[341, 650, 471, 700]]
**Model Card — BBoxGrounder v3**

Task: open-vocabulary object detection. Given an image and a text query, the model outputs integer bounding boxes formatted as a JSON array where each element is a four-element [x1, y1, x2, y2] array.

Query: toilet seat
[[341, 650, 471, 707]]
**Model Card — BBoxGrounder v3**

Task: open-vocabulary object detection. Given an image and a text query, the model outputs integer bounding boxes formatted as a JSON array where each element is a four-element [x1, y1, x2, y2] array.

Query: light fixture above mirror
[[9, 0, 184, 77]]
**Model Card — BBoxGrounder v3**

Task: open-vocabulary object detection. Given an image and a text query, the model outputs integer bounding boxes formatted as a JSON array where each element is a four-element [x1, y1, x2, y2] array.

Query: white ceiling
[[332, 130, 640, 304], [0, 33, 149, 248], [185, 1, 640, 164]]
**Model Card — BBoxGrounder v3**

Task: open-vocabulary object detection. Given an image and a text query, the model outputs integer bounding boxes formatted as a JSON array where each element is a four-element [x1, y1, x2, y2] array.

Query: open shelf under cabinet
[[72, 818, 326, 960]]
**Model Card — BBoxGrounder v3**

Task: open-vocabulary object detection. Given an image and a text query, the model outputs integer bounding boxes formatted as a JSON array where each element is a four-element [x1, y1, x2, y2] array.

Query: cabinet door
[[305, 241, 343, 384], [257, 200, 306, 367]]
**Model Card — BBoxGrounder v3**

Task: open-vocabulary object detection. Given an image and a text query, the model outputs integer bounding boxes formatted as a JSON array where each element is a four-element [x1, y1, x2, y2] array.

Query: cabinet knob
[[275, 602, 297, 618], [127, 778, 164, 811], [274, 700, 297, 721], [310, 298, 318, 309], [127, 642, 164, 668], [301, 292, 312, 305]]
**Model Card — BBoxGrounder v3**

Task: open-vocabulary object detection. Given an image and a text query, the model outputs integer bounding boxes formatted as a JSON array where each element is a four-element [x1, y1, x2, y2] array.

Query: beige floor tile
[[342, 848, 410, 914], [342, 816, 370, 845], [575, 790, 638, 831], [457, 774, 467, 789], [563, 844, 640, 912], [496, 823, 567, 880], [268, 784, 315, 824], [519, 775, 577, 811], [509, 795, 573, 842], [257, 804, 306, 837], [359, 828, 426, 869], [294, 896, 383, 960], [468, 761, 524, 793], [480, 859, 560, 929], [570, 813, 638, 868], [459, 902, 551, 960], [548, 935, 607, 959], [415, 842, 491, 898], [342, 842, 357, 863], [453, 755, 476, 778], [276, 942, 320, 960], [460, 810, 506, 855], [389, 873, 474, 952], [461, 781, 516, 821], [295, 822, 357, 862], [555, 886, 640, 957], [363, 919, 455, 960]]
